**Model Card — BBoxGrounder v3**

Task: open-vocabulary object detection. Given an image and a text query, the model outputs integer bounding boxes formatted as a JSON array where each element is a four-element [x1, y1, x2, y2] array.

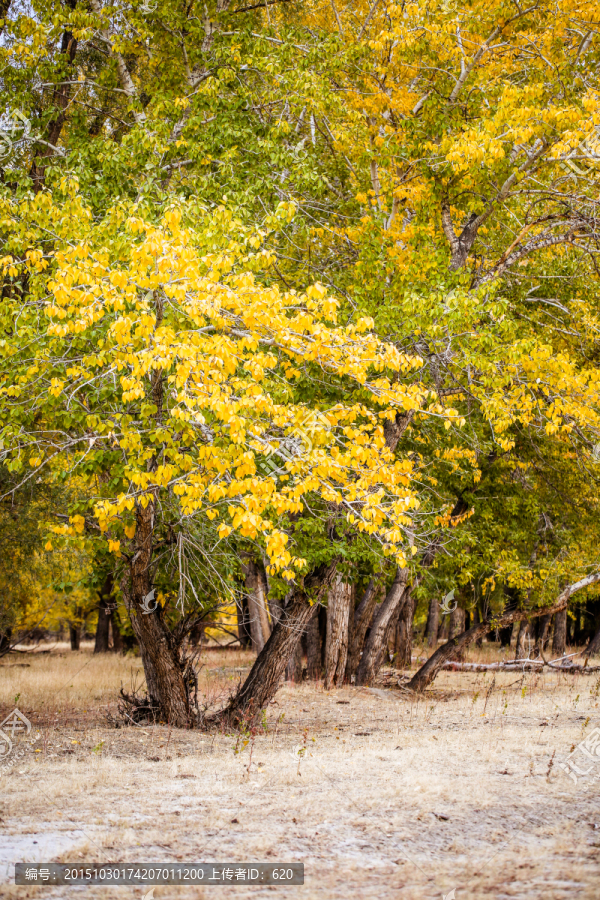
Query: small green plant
[[14, 693, 20, 705], [91, 741, 104, 755]]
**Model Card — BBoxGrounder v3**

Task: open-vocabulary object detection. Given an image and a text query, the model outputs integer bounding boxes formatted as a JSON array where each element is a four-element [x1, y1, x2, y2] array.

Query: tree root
[[117, 687, 161, 725]]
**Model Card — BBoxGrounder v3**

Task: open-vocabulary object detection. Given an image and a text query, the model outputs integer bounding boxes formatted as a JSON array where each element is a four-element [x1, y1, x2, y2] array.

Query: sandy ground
[[1, 646, 599, 900]]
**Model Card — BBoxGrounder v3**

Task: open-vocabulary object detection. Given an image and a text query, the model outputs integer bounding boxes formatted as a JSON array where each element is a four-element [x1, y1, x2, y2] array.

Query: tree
[[2, 0, 600, 723]]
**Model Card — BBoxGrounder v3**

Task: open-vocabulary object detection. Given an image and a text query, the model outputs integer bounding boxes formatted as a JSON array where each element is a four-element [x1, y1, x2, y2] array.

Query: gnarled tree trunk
[[356, 567, 409, 686], [241, 556, 271, 653], [212, 561, 338, 726], [286, 639, 303, 683], [324, 575, 352, 689], [394, 588, 415, 668], [345, 577, 382, 681], [425, 596, 439, 648], [127, 501, 190, 728], [552, 607, 567, 657], [449, 606, 465, 640]]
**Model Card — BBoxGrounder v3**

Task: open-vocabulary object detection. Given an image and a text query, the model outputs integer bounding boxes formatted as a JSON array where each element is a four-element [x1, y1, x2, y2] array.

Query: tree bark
[[69, 623, 80, 650], [394, 588, 415, 668], [324, 575, 353, 689], [236, 591, 252, 648], [306, 607, 322, 680], [94, 572, 114, 654], [110, 609, 123, 652], [241, 556, 271, 653], [127, 500, 190, 728], [286, 639, 303, 683], [515, 619, 530, 659], [535, 614, 551, 656], [256, 564, 272, 641], [263, 565, 284, 626], [189, 621, 206, 648], [407, 573, 600, 692], [345, 577, 382, 682], [472, 606, 483, 647], [448, 606, 466, 661], [425, 596, 440, 648], [212, 561, 338, 727], [356, 567, 409, 686], [586, 624, 600, 657], [552, 607, 567, 657], [437, 611, 450, 642]]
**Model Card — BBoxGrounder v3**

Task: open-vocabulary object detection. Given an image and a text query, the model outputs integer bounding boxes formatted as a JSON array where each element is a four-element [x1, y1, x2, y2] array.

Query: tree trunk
[[94, 599, 110, 653], [189, 621, 206, 647], [407, 574, 600, 693], [236, 591, 252, 648], [241, 556, 271, 653], [0, 627, 12, 657], [286, 639, 303, 683], [324, 574, 352, 689], [535, 614, 551, 656], [515, 619, 531, 659], [395, 589, 414, 668], [212, 561, 338, 727], [110, 610, 123, 652], [69, 624, 80, 650], [286, 585, 305, 682], [425, 596, 439, 648], [306, 608, 322, 680], [438, 611, 450, 642], [345, 577, 382, 682], [552, 607, 567, 657], [356, 567, 409, 686], [586, 623, 600, 657], [256, 564, 272, 641], [473, 606, 483, 648], [264, 565, 284, 626], [127, 501, 190, 728], [448, 606, 466, 661], [94, 572, 113, 654]]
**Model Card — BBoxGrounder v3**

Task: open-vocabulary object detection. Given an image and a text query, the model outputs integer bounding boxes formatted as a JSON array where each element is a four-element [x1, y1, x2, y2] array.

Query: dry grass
[[1, 645, 600, 899], [0, 643, 256, 725]]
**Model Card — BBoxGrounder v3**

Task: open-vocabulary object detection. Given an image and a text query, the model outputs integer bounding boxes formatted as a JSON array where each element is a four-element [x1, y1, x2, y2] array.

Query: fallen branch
[[406, 572, 600, 692], [439, 652, 600, 673], [539, 646, 600, 673], [441, 660, 543, 672]]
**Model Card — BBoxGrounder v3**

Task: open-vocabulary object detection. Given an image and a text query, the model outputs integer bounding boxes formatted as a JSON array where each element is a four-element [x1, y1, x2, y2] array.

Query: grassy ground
[[1, 643, 599, 899]]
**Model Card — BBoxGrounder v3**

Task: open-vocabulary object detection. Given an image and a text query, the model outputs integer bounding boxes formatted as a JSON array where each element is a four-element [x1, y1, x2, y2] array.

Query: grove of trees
[[1, 0, 600, 727]]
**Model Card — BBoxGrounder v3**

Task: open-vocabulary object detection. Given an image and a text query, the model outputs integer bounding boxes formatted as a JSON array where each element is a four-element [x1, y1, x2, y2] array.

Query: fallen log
[[439, 653, 600, 674], [441, 661, 542, 672]]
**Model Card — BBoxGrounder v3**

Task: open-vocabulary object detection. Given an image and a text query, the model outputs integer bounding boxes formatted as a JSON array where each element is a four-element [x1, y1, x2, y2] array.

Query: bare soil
[[1, 645, 599, 899]]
